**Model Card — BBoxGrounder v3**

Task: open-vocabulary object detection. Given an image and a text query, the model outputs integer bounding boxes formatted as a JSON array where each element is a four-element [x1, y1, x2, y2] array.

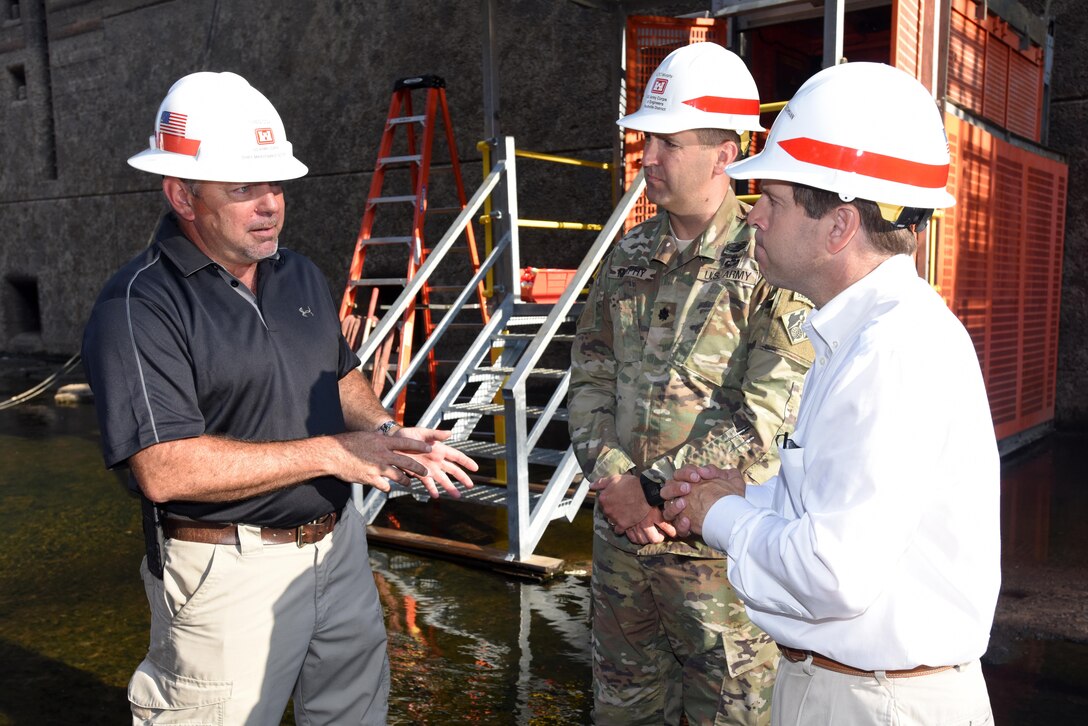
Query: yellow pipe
[[760, 101, 788, 113], [514, 148, 611, 170], [478, 216, 602, 231]]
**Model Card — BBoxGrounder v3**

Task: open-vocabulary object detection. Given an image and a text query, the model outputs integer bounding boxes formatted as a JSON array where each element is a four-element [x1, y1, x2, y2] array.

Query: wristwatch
[[639, 472, 665, 508], [376, 419, 399, 436]]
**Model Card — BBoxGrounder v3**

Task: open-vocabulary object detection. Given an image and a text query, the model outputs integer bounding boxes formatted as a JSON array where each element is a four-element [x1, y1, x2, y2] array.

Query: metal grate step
[[453, 439, 567, 467], [445, 402, 568, 421]]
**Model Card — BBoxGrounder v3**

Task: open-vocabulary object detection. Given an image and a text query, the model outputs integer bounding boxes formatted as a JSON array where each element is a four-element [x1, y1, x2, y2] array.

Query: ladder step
[[368, 195, 418, 205], [445, 402, 569, 421], [388, 114, 427, 126], [453, 439, 568, 467], [379, 154, 422, 167], [426, 285, 472, 293], [348, 278, 409, 287], [360, 236, 413, 246]]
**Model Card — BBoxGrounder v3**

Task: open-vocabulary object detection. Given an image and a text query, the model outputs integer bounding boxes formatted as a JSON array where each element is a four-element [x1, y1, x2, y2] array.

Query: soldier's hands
[[661, 464, 746, 537], [591, 473, 651, 531], [397, 427, 479, 498], [623, 506, 678, 545]]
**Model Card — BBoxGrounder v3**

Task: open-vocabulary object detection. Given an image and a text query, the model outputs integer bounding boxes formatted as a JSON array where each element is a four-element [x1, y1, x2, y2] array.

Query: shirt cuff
[[702, 494, 755, 553], [589, 447, 638, 483]]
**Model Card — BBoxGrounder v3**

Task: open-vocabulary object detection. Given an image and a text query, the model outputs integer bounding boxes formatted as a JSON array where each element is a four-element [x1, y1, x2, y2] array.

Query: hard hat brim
[[127, 148, 309, 183], [727, 152, 956, 209], [617, 107, 764, 134]]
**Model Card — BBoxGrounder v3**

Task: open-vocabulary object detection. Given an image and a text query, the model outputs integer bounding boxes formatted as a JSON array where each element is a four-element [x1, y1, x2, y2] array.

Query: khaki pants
[[771, 656, 993, 726], [128, 503, 389, 725]]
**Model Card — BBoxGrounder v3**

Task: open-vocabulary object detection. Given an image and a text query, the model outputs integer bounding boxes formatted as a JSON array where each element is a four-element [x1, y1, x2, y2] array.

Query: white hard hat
[[128, 71, 308, 182], [727, 62, 955, 210], [618, 42, 764, 134]]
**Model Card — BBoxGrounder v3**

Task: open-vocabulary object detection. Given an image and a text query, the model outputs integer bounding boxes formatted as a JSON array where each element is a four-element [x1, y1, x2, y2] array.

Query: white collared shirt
[[704, 254, 1001, 670]]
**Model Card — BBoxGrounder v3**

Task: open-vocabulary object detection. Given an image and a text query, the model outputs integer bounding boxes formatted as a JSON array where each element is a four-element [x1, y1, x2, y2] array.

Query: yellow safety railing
[[476, 140, 614, 297]]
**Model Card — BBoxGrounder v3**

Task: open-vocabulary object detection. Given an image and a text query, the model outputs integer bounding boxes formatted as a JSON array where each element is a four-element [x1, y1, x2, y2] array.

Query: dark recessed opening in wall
[[4, 275, 42, 336], [8, 64, 26, 101], [2, 2, 19, 22]]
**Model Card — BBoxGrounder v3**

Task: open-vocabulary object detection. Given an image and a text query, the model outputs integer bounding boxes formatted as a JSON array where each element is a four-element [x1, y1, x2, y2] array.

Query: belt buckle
[[296, 521, 309, 548]]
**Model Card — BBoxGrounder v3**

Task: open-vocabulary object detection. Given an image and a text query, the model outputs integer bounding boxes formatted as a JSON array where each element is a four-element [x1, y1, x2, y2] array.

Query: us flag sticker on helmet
[[779, 137, 949, 188], [157, 111, 200, 156], [255, 128, 275, 145]]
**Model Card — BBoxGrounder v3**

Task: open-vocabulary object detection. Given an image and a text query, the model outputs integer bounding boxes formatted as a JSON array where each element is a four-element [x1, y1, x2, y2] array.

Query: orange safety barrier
[[520, 267, 578, 304]]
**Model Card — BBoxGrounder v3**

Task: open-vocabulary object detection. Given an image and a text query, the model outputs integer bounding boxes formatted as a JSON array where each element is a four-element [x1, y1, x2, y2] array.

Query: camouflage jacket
[[569, 190, 814, 556]]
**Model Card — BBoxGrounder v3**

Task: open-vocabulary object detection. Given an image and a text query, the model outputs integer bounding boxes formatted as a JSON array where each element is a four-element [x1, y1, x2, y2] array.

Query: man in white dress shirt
[[660, 62, 1000, 725]]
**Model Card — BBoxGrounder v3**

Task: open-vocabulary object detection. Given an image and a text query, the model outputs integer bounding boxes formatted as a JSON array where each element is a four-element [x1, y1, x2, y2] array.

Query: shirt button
[[230, 280, 239, 288], [819, 357, 827, 365]]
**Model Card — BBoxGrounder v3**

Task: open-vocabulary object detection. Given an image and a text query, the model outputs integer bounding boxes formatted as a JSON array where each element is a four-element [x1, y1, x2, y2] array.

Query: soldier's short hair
[[694, 128, 742, 151], [791, 183, 917, 256]]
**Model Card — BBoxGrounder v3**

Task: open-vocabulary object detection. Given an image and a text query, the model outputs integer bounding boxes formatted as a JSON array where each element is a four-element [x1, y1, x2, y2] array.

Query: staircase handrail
[[355, 160, 506, 368], [502, 169, 645, 401]]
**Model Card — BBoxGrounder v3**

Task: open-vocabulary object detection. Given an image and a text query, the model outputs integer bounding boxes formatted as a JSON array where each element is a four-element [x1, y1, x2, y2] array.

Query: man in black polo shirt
[[82, 71, 476, 725]]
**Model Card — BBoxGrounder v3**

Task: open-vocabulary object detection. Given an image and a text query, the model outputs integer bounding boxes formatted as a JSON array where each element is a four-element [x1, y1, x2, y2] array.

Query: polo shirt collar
[[153, 212, 282, 277], [805, 254, 916, 356]]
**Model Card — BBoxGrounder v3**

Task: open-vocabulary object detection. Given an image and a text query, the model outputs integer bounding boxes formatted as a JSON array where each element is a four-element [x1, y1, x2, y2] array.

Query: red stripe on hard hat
[[779, 137, 948, 188], [683, 95, 761, 116], [159, 132, 201, 157]]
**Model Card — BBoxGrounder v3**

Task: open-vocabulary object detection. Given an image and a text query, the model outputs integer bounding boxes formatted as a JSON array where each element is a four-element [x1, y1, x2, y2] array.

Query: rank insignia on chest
[[780, 308, 809, 346]]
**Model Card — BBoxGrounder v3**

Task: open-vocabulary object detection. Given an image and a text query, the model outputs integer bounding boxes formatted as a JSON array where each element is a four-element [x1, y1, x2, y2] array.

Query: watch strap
[[639, 472, 665, 508]]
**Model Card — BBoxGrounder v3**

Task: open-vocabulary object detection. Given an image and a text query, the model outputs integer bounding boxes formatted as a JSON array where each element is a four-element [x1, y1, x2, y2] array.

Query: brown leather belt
[[779, 646, 954, 679], [162, 511, 338, 547]]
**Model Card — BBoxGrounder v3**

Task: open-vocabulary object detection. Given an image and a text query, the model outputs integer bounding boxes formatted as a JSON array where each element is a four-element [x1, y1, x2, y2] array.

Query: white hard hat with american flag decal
[[618, 42, 764, 134], [128, 71, 307, 183], [727, 62, 955, 211]]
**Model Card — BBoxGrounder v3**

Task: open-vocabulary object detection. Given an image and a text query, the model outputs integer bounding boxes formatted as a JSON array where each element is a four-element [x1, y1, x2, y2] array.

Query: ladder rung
[[360, 236, 413, 246], [349, 278, 409, 287], [379, 154, 422, 167], [388, 115, 427, 125], [428, 206, 462, 215], [368, 195, 418, 205]]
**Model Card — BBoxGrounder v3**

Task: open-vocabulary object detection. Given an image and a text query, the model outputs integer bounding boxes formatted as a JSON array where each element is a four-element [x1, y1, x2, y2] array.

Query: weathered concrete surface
[[1038, 0, 1088, 429], [0, 0, 624, 350]]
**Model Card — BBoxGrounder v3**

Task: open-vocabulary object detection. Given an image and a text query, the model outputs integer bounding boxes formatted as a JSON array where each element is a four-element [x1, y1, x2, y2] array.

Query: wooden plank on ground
[[366, 525, 565, 580]]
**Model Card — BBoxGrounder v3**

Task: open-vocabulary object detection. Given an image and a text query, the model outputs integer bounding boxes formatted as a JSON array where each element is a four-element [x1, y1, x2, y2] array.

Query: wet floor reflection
[[1, 358, 1086, 724]]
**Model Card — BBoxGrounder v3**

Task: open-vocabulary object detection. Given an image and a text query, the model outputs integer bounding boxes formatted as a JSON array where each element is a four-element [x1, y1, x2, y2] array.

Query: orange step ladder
[[339, 75, 487, 421]]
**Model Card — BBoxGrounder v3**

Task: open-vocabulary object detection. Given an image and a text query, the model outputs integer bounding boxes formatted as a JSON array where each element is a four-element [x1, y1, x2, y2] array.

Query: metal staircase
[[351, 135, 646, 563]]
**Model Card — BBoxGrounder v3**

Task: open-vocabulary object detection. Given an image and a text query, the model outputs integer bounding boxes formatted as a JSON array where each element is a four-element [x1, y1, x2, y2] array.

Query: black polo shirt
[[82, 214, 360, 527]]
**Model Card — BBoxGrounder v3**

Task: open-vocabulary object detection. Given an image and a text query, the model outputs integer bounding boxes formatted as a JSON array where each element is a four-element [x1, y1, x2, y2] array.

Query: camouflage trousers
[[591, 535, 777, 726]]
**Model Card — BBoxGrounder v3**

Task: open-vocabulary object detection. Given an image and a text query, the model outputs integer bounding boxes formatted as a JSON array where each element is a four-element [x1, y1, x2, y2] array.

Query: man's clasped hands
[[590, 464, 749, 545]]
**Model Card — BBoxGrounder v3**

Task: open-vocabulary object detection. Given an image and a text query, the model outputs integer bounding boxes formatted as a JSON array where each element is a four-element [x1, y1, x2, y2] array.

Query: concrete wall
[[1034, 0, 1088, 428], [0, 0, 627, 351]]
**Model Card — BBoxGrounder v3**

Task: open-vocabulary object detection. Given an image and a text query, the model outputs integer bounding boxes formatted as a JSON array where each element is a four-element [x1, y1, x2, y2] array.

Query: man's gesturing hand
[[396, 427, 479, 498]]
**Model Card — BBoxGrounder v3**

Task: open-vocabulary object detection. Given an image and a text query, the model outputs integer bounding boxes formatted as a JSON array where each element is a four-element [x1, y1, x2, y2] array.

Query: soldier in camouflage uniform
[[568, 43, 814, 726]]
